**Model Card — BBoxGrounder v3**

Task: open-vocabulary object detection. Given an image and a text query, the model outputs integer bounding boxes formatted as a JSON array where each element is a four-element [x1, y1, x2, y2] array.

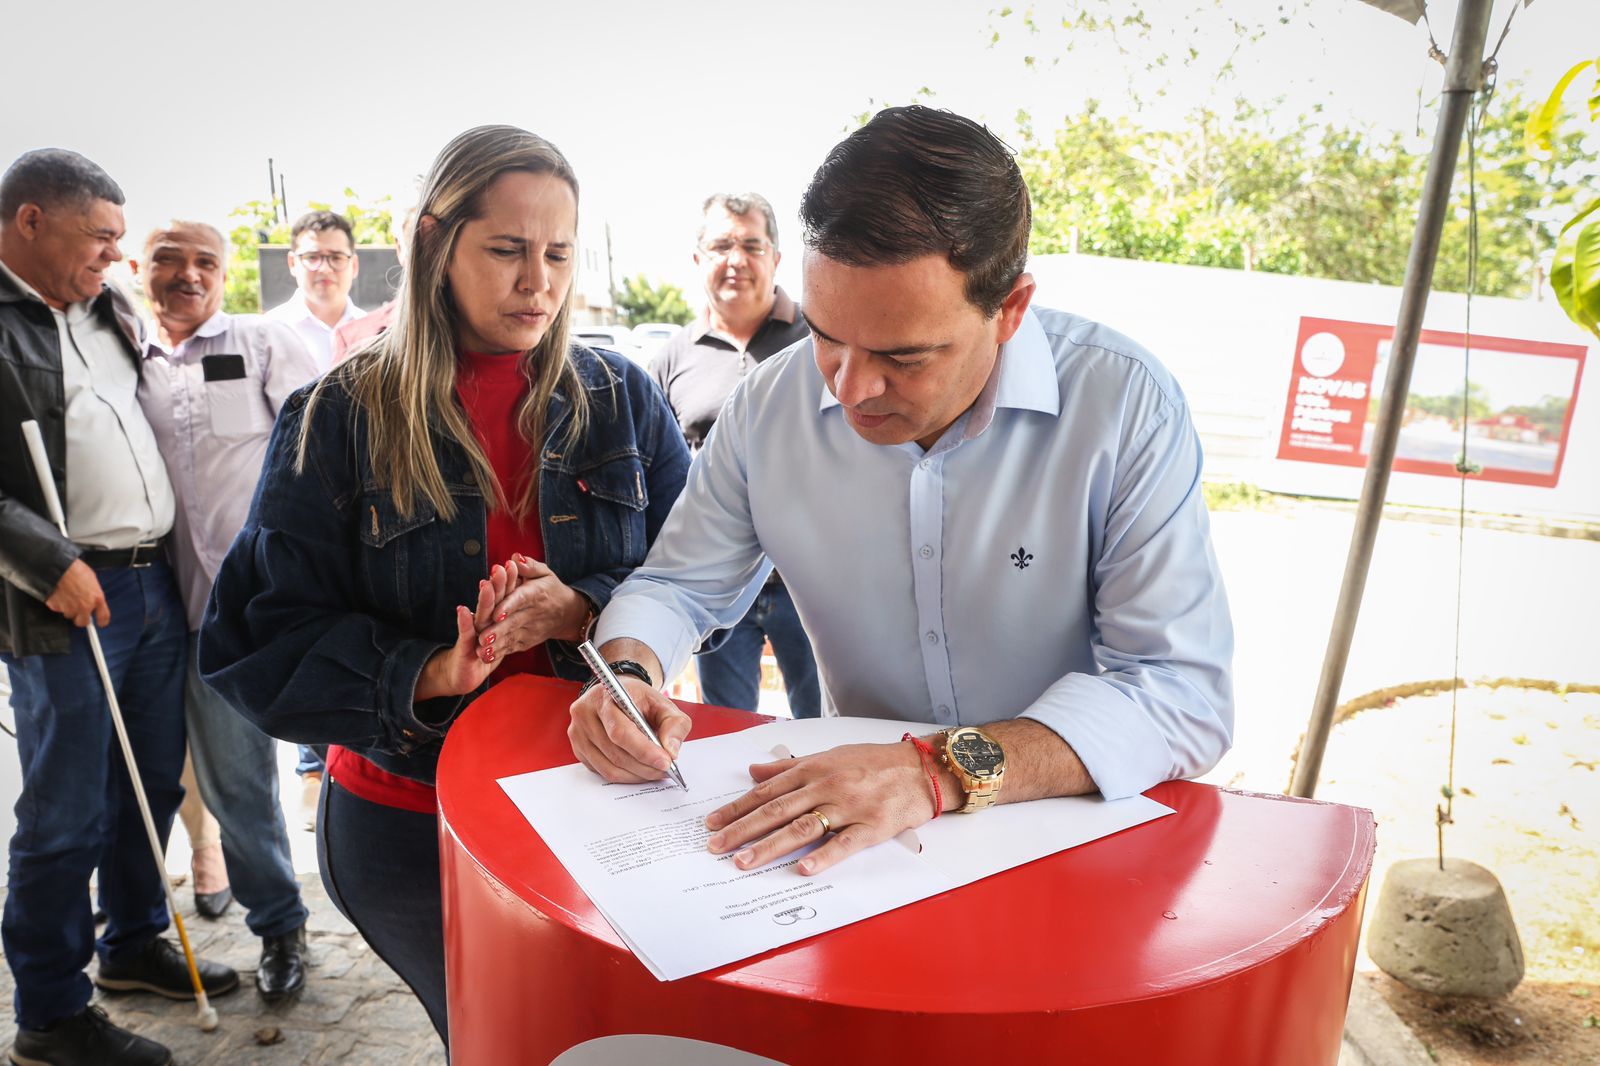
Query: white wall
[[1029, 254, 1598, 519]]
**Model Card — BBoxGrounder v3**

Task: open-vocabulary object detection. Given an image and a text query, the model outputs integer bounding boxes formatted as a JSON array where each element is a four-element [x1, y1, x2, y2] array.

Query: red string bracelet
[[902, 733, 943, 819]]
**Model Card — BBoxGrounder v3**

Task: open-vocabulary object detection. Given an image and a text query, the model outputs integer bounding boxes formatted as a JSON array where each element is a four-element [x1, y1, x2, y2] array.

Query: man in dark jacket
[[0, 149, 236, 1066]]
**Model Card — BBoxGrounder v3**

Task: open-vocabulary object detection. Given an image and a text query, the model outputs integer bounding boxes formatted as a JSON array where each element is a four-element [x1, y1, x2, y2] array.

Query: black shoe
[[9, 1005, 171, 1066], [256, 925, 307, 1001], [93, 937, 240, 1000], [194, 886, 234, 920]]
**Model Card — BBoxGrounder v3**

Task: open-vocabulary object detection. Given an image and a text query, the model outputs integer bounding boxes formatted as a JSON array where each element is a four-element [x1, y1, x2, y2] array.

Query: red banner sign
[[1277, 317, 1586, 488]]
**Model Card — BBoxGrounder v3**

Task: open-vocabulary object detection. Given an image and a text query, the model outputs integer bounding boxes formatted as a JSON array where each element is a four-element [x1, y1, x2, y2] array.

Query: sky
[[2, 0, 1592, 303], [1407, 343, 1582, 406]]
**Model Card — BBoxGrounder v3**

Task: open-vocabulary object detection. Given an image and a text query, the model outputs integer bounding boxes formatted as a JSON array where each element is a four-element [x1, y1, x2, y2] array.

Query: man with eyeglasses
[[264, 210, 365, 374], [647, 192, 821, 720], [263, 209, 363, 820]]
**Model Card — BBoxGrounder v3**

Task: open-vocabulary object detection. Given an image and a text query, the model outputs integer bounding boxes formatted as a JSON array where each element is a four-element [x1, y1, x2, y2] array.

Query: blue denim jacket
[[198, 345, 690, 784]]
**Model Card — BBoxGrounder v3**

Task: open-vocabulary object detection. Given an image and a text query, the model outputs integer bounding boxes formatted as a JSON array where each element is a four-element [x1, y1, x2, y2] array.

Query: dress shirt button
[[938, 705, 951, 716], [919, 459, 932, 470], [919, 545, 933, 559], [925, 631, 939, 645], [463, 539, 482, 557]]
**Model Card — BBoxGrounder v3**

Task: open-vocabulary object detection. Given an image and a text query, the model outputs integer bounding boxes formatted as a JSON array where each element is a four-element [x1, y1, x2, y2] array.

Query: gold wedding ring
[[806, 809, 832, 835]]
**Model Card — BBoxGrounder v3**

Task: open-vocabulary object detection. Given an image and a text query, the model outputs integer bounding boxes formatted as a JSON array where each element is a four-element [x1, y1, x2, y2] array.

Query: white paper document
[[497, 716, 1173, 980]]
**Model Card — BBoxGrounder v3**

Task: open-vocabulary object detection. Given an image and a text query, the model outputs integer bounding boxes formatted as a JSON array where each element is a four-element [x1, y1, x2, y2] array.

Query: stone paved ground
[[0, 874, 443, 1066]]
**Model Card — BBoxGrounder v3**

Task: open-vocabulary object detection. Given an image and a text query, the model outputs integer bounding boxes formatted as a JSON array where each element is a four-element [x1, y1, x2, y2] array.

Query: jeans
[[184, 635, 308, 938], [1, 562, 186, 1029], [295, 744, 326, 777], [696, 582, 821, 718], [316, 777, 448, 1048]]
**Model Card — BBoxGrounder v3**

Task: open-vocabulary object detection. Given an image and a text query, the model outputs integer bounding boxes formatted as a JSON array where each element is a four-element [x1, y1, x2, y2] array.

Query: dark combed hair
[[290, 209, 355, 248], [0, 149, 125, 221], [799, 106, 1031, 317]]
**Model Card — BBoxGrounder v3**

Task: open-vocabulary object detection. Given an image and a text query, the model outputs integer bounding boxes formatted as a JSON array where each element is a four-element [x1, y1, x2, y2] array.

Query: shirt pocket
[[205, 378, 272, 439]]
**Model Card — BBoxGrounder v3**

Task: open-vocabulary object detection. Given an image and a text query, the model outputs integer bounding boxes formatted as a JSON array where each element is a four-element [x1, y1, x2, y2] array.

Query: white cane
[[20, 420, 219, 1032]]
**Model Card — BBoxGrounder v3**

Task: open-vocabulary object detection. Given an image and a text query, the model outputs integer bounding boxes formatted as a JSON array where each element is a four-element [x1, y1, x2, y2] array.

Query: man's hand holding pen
[[568, 664, 693, 784]]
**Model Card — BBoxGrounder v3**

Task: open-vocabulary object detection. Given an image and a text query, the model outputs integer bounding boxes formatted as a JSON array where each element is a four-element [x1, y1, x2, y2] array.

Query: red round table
[[438, 676, 1376, 1065]]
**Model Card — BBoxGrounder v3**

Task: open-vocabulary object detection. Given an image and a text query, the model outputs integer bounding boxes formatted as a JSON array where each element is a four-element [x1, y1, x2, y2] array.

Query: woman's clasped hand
[[415, 554, 591, 703]]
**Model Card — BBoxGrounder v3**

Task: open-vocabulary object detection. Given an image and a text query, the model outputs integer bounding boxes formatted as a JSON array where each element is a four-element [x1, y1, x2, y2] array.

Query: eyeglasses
[[699, 238, 772, 260], [295, 252, 353, 270]]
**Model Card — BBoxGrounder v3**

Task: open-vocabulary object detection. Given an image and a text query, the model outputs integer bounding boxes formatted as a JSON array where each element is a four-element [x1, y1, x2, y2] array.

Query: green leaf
[[1526, 59, 1595, 158], [1591, 55, 1600, 123], [1552, 197, 1600, 339]]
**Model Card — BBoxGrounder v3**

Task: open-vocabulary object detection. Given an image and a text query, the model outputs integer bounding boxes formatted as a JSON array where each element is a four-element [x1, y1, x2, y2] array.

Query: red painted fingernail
[[485, 650, 495, 663], [486, 633, 495, 645], [496, 612, 508, 622]]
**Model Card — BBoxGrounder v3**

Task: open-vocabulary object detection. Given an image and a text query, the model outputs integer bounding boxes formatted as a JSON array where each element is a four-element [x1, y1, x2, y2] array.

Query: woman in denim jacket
[[199, 126, 689, 1045]]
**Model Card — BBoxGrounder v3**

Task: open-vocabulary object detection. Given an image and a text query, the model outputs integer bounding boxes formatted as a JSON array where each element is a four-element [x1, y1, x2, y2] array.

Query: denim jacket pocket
[[358, 491, 438, 618], [571, 454, 649, 562]]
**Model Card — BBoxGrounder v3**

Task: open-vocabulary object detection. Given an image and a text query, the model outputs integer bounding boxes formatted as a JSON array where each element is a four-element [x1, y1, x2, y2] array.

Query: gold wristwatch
[[937, 726, 1006, 813]]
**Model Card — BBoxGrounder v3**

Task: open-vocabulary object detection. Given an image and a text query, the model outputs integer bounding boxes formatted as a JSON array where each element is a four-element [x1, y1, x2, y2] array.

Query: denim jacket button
[[463, 539, 482, 557]]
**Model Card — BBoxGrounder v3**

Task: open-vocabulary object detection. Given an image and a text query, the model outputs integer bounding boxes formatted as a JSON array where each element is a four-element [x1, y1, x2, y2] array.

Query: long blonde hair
[[297, 125, 591, 522]]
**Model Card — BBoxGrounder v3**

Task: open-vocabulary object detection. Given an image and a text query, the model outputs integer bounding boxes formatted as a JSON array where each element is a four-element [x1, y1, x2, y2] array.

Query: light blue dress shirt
[[596, 306, 1234, 800]]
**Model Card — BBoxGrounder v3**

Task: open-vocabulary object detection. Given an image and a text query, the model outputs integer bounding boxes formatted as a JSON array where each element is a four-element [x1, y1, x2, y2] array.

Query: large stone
[[1367, 857, 1524, 997]]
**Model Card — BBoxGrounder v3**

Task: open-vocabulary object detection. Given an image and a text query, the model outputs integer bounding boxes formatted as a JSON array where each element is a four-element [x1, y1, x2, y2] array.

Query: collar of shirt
[[815, 307, 1062, 444], [143, 309, 230, 359], [276, 288, 365, 329], [0, 256, 62, 310], [689, 286, 798, 348]]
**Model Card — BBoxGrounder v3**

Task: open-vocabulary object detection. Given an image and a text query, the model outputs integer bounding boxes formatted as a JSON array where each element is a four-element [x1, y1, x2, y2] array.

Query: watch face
[[950, 731, 1004, 775]]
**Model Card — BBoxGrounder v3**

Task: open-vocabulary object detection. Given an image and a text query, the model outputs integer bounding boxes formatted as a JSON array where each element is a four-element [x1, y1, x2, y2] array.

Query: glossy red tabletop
[[437, 675, 1376, 1017]]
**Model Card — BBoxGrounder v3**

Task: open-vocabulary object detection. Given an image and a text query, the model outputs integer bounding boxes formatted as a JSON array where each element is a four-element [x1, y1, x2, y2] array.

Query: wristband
[[902, 733, 943, 820], [580, 659, 653, 695]]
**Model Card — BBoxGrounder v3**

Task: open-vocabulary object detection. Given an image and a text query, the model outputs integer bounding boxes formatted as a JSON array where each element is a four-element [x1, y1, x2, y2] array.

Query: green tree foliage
[[1527, 57, 1600, 338], [615, 274, 693, 327], [223, 189, 395, 313], [1407, 383, 1491, 422], [1014, 89, 1594, 298], [1499, 394, 1570, 439], [981, 2, 1595, 299]]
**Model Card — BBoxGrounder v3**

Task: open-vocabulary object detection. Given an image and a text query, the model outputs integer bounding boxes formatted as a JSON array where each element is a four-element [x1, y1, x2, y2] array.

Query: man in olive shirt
[[648, 193, 820, 718]]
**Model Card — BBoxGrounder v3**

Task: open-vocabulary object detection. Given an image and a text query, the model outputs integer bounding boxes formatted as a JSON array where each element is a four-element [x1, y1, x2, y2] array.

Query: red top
[[327, 350, 557, 812]]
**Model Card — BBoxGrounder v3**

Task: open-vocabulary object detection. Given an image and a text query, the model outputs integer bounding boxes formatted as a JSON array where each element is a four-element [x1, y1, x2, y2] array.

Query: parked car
[[572, 325, 644, 365], [629, 322, 683, 359]]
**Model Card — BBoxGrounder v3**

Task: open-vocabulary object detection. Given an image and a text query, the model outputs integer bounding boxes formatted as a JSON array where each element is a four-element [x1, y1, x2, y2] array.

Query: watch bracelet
[[937, 728, 1003, 813], [579, 659, 654, 695]]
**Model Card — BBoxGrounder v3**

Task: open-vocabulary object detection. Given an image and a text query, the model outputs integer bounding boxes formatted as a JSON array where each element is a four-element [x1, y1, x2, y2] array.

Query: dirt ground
[[1315, 685, 1600, 1065]]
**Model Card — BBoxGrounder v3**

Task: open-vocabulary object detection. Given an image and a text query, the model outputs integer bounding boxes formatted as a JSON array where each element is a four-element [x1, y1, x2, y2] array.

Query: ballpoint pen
[[578, 640, 688, 791]]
